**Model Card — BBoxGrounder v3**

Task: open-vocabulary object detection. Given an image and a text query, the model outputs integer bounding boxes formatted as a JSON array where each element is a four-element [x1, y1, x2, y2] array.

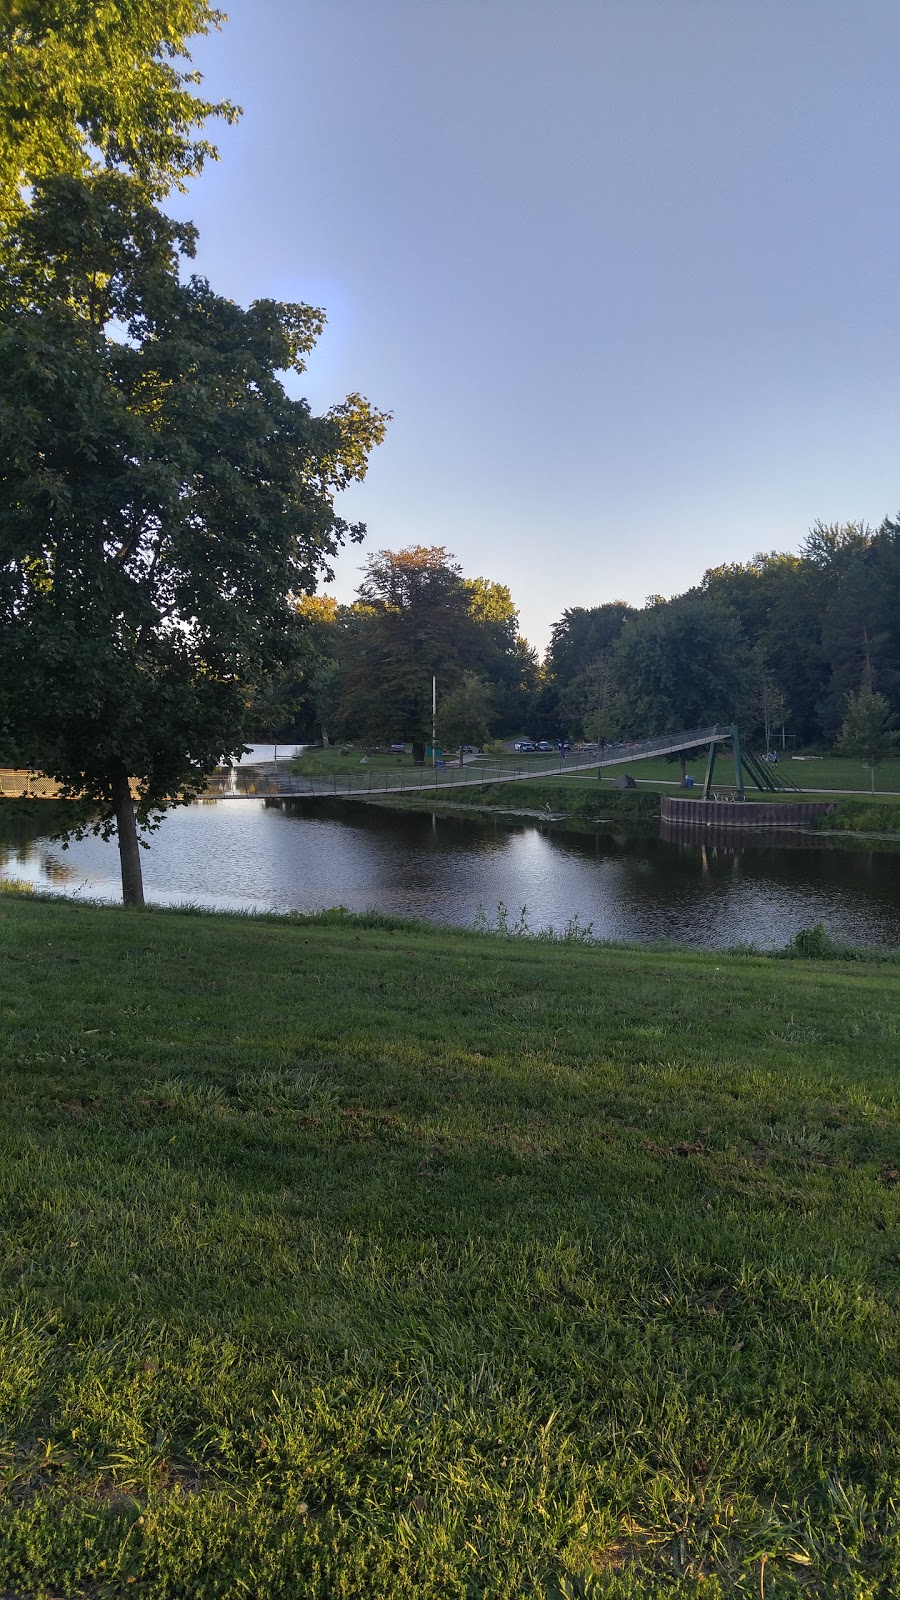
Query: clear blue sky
[[174, 0, 900, 653]]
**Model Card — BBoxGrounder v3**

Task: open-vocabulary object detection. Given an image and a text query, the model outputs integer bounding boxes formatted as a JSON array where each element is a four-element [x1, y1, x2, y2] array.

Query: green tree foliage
[[0, 175, 387, 902], [699, 522, 900, 746], [0, 0, 237, 234], [338, 547, 528, 744], [753, 673, 789, 754], [803, 522, 900, 739], [310, 660, 344, 748], [338, 547, 469, 743], [437, 673, 494, 764], [589, 593, 752, 739], [541, 603, 634, 737], [836, 688, 899, 792]]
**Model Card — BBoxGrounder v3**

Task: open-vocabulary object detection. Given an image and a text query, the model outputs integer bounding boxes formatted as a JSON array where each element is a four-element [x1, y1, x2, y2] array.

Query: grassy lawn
[[293, 745, 420, 776], [291, 747, 900, 809], [554, 756, 900, 797], [1, 897, 900, 1597], [292, 746, 581, 786], [377, 779, 900, 838]]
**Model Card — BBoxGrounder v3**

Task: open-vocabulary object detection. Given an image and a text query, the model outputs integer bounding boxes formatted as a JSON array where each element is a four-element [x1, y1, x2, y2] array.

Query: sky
[[171, 0, 900, 654]]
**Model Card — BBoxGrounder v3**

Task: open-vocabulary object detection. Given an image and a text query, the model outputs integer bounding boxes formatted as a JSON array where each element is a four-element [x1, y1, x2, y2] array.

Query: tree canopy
[[437, 674, 494, 763], [587, 593, 752, 741], [0, 174, 387, 901], [836, 689, 898, 791], [335, 547, 531, 744], [0, 0, 237, 234]]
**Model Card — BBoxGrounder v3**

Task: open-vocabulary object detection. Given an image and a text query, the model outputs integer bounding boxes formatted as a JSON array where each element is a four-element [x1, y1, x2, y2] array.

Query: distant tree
[[339, 547, 466, 742], [437, 674, 494, 765], [339, 547, 528, 743], [463, 576, 518, 641], [590, 593, 752, 739], [835, 688, 898, 792], [0, 175, 387, 904], [0, 0, 237, 236], [806, 522, 900, 739], [541, 603, 633, 735], [753, 674, 789, 755], [701, 552, 823, 744], [311, 661, 344, 748]]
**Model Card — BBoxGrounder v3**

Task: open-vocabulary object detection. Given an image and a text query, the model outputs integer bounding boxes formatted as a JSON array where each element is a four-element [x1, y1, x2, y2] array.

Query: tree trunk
[[871, 763, 876, 793], [679, 752, 687, 786], [112, 768, 145, 907]]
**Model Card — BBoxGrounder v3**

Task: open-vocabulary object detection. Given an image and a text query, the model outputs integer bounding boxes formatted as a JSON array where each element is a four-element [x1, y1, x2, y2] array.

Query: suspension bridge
[[0, 724, 798, 803]]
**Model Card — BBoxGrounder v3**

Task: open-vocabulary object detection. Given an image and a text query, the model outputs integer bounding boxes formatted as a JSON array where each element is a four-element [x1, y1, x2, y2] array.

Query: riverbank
[[308, 778, 900, 848], [2, 896, 899, 1597], [814, 797, 900, 836], [365, 778, 662, 830]]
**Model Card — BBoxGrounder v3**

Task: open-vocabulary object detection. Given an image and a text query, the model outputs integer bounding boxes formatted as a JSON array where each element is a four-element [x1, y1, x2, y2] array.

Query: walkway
[[210, 726, 741, 799]]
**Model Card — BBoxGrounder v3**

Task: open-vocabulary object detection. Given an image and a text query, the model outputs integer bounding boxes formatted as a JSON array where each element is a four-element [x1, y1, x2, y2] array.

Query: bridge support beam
[[730, 723, 746, 801]]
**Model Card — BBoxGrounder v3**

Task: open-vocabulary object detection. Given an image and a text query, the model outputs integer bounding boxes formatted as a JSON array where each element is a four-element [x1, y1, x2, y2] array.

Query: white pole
[[432, 675, 437, 766]]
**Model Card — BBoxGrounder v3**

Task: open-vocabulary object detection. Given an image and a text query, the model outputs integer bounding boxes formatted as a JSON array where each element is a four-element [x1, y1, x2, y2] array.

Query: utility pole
[[432, 675, 436, 767]]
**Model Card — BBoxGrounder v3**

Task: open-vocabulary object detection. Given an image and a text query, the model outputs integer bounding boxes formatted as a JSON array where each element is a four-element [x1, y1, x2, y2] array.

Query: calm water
[[2, 797, 900, 950]]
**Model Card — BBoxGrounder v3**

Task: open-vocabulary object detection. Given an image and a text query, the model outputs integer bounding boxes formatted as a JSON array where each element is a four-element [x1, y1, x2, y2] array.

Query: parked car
[[389, 742, 405, 753], [536, 741, 553, 752], [513, 740, 535, 753]]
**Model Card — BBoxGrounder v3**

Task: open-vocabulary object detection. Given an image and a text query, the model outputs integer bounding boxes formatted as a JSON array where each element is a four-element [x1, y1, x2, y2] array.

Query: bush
[[790, 922, 837, 958], [818, 800, 900, 835]]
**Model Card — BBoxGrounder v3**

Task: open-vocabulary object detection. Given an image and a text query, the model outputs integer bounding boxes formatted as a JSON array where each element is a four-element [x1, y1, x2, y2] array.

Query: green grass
[[2, 897, 900, 1598], [292, 745, 587, 784], [554, 755, 900, 798], [293, 744, 419, 776], [817, 800, 900, 836], [293, 747, 900, 808], [387, 779, 661, 828]]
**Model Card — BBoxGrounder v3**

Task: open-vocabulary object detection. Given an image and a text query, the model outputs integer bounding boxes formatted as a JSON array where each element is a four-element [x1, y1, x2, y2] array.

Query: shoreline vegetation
[[284, 748, 900, 839], [1, 894, 899, 1596]]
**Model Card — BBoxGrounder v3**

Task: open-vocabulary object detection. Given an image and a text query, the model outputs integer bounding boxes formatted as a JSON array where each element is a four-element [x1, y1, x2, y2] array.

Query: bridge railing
[[592, 725, 731, 764]]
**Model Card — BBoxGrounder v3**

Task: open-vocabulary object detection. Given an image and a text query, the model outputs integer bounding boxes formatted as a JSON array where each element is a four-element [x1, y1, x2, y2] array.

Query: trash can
[[685, 775, 694, 789]]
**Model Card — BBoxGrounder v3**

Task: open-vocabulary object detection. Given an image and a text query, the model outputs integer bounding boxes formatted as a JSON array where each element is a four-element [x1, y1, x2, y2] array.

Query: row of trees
[[258, 520, 900, 764], [534, 519, 900, 751], [275, 547, 538, 754]]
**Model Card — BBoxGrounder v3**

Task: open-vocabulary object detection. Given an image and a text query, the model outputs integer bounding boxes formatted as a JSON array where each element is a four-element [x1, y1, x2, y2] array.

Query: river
[[2, 796, 900, 950]]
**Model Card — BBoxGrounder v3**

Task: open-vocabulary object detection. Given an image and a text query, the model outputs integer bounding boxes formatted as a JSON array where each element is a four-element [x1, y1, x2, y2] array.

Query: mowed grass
[[555, 755, 900, 799], [1, 898, 900, 1598], [293, 746, 900, 806]]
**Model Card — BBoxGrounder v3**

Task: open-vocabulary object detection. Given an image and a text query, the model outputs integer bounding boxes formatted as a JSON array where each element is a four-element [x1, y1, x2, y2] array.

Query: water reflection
[[2, 796, 899, 951]]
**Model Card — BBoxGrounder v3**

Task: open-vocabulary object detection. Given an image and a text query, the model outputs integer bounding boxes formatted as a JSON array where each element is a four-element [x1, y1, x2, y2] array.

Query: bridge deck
[[3, 726, 796, 804]]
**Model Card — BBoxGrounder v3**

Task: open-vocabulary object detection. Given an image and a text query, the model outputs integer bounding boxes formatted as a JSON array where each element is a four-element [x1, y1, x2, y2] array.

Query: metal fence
[[209, 728, 735, 800]]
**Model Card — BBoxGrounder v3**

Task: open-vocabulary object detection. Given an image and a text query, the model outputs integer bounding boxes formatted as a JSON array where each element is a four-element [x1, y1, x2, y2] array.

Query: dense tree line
[[534, 519, 900, 749], [263, 518, 899, 756]]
